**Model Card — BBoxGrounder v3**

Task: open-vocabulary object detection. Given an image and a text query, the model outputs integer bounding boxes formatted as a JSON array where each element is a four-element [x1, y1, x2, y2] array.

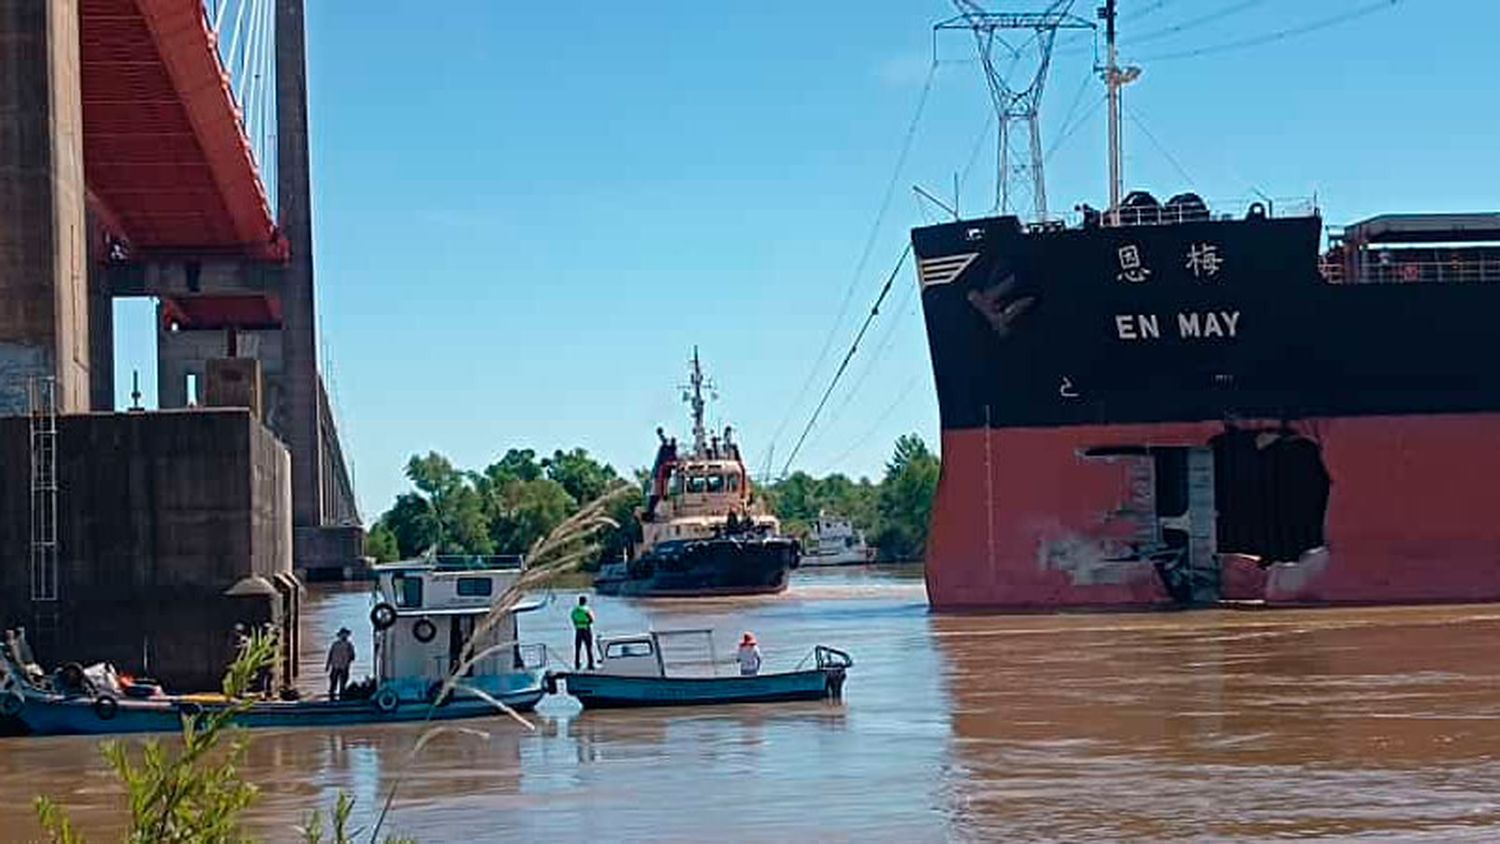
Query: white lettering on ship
[[1115, 310, 1240, 341]]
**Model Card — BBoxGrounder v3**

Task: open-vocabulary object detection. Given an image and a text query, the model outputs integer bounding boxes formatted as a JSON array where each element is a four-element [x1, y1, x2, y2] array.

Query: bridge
[[1, 0, 360, 572]]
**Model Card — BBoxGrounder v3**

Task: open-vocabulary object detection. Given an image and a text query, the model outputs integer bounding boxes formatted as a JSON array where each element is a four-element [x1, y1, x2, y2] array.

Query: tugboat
[[802, 513, 878, 567], [593, 349, 799, 597]]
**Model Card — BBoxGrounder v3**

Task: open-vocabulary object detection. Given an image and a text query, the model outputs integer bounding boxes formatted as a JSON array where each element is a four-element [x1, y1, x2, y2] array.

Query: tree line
[[366, 434, 940, 567]]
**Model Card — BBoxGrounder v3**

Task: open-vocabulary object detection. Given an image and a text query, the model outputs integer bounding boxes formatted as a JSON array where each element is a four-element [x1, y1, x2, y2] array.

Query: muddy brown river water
[[4, 567, 1500, 842]]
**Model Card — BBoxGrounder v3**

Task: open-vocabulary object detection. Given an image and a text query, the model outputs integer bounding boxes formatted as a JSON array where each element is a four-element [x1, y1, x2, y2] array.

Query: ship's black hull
[[594, 537, 799, 598], [912, 210, 1500, 610]]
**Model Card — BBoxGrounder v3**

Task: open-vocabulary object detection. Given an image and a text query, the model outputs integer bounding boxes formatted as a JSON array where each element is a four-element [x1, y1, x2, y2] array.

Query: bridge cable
[[760, 61, 937, 472], [779, 244, 912, 477]]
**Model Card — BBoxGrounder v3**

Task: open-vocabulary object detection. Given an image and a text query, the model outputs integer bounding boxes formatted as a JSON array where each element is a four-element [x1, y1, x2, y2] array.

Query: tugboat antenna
[[687, 346, 710, 457]]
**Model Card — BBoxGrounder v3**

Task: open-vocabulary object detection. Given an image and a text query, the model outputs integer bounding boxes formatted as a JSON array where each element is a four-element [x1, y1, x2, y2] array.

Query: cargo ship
[[912, 3, 1500, 610]]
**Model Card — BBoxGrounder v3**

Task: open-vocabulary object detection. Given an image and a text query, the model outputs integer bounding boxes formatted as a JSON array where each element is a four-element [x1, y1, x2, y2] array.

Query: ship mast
[[1100, 0, 1139, 225], [687, 346, 708, 457]]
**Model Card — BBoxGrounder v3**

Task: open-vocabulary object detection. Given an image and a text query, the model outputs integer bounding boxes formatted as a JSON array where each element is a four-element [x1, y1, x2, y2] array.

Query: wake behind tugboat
[[594, 349, 799, 598]]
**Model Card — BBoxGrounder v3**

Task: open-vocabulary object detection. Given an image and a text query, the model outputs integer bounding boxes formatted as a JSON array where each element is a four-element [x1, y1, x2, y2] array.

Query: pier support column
[[0, 0, 90, 413]]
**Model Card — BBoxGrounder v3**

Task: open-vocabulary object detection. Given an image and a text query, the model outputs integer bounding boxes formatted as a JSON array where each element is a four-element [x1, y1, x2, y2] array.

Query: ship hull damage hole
[[1211, 427, 1330, 567]]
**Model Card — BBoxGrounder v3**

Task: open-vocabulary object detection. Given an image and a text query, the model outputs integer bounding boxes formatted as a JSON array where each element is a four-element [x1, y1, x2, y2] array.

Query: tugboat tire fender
[[426, 681, 452, 707], [412, 618, 438, 643], [373, 687, 400, 713], [370, 602, 398, 631], [93, 695, 119, 720], [0, 690, 23, 717]]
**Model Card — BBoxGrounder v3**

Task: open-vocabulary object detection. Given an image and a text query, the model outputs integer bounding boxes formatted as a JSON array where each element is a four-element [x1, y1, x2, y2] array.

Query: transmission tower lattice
[[937, 1, 1093, 221]]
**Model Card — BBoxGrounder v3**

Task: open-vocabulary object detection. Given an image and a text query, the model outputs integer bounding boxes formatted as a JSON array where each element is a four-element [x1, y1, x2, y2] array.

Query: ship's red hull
[[927, 414, 1500, 611]]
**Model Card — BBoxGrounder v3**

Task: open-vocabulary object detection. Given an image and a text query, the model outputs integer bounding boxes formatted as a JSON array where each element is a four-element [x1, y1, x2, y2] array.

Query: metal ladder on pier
[[29, 377, 60, 603]]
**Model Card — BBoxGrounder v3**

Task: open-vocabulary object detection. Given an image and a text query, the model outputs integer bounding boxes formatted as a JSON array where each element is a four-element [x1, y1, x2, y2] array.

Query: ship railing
[[1320, 256, 1500, 284], [431, 554, 526, 571], [1083, 196, 1318, 229]]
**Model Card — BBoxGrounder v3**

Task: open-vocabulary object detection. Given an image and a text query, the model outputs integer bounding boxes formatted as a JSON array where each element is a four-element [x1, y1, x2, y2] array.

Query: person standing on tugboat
[[572, 596, 597, 670]]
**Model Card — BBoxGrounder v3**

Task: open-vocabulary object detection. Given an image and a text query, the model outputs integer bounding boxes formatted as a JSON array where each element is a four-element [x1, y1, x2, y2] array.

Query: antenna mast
[[685, 346, 710, 457], [1099, 0, 1140, 224], [937, 2, 1093, 222]]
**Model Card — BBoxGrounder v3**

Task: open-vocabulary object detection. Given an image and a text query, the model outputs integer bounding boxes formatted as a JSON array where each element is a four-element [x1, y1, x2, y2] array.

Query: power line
[[815, 375, 922, 475], [1123, 102, 1195, 186], [1137, 0, 1402, 62], [1045, 93, 1107, 163], [1130, 0, 1270, 46], [761, 61, 938, 470], [780, 245, 912, 477]]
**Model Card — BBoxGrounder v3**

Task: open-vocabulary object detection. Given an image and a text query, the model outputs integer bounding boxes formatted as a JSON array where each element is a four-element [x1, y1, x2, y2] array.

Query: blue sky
[[114, 0, 1498, 519]]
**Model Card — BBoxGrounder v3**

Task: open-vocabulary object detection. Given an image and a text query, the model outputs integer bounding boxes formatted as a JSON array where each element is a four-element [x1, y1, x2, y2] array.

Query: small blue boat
[[1, 558, 550, 736], [547, 630, 852, 710]]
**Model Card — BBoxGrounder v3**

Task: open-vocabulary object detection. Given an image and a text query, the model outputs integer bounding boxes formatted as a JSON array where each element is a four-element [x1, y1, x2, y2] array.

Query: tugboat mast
[[687, 346, 709, 457]]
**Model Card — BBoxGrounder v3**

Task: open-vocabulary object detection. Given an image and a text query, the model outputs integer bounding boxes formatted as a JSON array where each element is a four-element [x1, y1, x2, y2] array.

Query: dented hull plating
[[927, 416, 1500, 610], [913, 211, 1500, 611]]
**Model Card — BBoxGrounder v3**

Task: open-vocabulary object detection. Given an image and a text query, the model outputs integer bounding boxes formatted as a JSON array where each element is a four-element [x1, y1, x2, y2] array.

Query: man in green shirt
[[571, 595, 597, 670]]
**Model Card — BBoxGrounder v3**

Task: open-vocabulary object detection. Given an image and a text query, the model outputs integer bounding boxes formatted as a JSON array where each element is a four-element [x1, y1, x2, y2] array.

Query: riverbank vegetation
[[366, 434, 939, 567]]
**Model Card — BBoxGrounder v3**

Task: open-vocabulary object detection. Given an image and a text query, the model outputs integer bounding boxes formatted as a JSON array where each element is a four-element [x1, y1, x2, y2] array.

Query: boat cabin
[[370, 557, 543, 704], [592, 629, 720, 678]]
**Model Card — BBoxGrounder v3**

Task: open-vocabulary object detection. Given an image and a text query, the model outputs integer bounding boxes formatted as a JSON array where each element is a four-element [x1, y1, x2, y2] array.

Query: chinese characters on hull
[[1112, 240, 1239, 342]]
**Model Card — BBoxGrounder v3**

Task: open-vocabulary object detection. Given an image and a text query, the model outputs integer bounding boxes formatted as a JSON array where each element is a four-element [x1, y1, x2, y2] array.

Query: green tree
[[486, 478, 575, 556], [379, 493, 438, 559], [542, 448, 617, 505], [874, 434, 940, 561], [398, 453, 493, 555], [365, 523, 400, 563]]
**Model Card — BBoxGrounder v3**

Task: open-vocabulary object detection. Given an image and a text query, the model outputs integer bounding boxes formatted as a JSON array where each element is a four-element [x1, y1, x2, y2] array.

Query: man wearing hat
[[325, 627, 356, 701]]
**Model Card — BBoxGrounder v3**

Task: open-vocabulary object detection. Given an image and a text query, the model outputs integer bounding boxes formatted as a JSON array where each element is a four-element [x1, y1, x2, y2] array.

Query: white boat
[[801, 514, 877, 567], [0, 557, 550, 736], [547, 629, 852, 709]]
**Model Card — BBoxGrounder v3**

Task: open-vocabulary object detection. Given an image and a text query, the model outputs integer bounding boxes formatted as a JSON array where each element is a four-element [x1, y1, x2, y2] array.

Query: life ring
[[370, 602, 398, 631], [412, 618, 438, 643], [93, 695, 119, 720], [425, 681, 452, 707], [373, 687, 400, 714], [1247, 201, 1268, 220], [0, 691, 23, 717]]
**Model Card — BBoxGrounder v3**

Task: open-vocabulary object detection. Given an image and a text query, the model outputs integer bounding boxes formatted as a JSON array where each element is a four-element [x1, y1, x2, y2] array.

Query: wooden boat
[[546, 629, 852, 710], [0, 558, 549, 736]]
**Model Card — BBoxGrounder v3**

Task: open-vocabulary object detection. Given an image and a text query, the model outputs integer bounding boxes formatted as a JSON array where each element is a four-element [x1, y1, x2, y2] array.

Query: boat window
[[394, 575, 423, 608], [669, 470, 684, 496], [727, 473, 741, 493], [687, 474, 707, 494], [606, 640, 655, 658], [706, 473, 725, 493], [456, 577, 492, 597]]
